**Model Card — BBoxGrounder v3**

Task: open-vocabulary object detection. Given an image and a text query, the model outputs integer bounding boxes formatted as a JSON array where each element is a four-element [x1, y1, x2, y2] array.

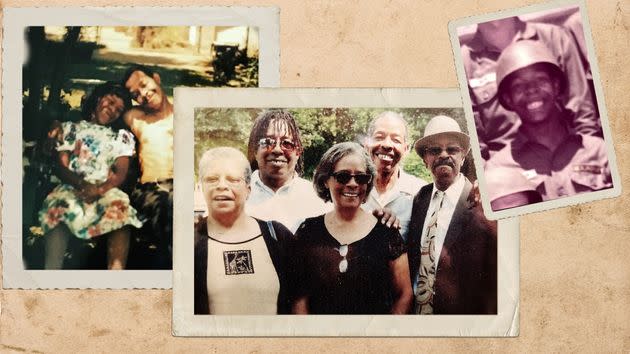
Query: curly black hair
[[81, 81, 132, 124]]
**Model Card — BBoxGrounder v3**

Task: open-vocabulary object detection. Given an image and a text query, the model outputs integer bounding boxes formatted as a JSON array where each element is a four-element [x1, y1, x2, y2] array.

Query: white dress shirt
[[245, 170, 331, 233], [418, 173, 466, 269], [363, 170, 427, 241]]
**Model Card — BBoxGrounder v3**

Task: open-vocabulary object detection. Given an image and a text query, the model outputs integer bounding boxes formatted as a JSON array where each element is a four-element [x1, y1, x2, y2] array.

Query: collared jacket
[[485, 110, 612, 202], [407, 178, 497, 314]]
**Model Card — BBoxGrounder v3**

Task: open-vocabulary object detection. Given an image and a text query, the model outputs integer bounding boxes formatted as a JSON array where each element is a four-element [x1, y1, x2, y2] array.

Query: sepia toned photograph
[[449, 0, 621, 219], [172, 88, 519, 336], [2, 7, 280, 288]]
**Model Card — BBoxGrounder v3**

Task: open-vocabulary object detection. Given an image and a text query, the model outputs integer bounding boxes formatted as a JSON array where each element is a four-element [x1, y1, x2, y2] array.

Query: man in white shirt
[[244, 110, 330, 232], [362, 111, 427, 240], [244, 110, 400, 233], [406, 115, 497, 314]]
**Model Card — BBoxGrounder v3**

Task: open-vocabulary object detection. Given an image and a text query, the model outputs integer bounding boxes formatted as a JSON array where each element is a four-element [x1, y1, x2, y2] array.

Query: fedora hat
[[413, 115, 470, 156]]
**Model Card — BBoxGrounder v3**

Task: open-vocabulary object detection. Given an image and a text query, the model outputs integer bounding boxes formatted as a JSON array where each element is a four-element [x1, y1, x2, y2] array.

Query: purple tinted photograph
[[450, 1, 620, 219]]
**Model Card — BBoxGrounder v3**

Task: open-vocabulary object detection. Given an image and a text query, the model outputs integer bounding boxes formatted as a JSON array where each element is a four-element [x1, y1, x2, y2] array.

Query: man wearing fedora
[[407, 115, 497, 314]]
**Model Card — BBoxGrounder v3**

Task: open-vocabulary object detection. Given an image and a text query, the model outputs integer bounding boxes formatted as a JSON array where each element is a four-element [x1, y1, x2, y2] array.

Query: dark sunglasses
[[425, 146, 463, 156], [330, 171, 373, 185], [258, 137, 297, 152]]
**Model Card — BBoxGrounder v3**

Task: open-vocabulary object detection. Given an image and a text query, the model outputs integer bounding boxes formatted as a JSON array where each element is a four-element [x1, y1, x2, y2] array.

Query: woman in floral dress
[[39, 82, 143, 269]]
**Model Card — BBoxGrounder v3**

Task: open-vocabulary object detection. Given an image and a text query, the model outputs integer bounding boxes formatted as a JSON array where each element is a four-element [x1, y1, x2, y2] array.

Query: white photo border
[[448, 0, 622, 221], [2, 6, 280, 289], [172, 88, 520, 337]]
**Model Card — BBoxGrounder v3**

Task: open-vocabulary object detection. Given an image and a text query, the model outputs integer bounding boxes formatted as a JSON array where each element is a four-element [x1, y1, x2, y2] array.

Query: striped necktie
[[415, 190, 445, 314]]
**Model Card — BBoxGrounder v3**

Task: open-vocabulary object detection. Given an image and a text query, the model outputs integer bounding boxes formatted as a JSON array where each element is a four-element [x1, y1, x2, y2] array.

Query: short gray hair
[[366, 111, 409, 144], [198, 147, 252, 185], [313, 142, 376, 203]]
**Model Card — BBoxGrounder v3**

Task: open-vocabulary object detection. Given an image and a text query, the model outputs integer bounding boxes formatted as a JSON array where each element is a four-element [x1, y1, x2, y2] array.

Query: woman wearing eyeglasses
[[194, 147, 294, 315], [289, 142, 413, 314]]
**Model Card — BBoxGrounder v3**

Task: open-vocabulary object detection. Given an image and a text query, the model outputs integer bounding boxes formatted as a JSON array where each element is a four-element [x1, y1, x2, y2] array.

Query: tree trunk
[[47, 26, 81, 121], [24, 27, 46, 141]]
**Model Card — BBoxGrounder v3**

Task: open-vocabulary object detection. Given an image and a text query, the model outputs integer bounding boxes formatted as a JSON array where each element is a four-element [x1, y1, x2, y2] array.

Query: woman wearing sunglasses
[[289, 142, 413, 314]]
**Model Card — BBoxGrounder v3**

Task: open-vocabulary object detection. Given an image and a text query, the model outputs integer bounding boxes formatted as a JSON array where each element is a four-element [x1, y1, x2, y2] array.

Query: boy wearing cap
[[486, 40, 612, 208], [406, 115, 497, 315], [460, 15, 598, 160]]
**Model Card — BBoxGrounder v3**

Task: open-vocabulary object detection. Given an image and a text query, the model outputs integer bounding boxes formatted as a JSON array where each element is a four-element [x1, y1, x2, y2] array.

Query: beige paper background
[[1, 0, 628, 351]]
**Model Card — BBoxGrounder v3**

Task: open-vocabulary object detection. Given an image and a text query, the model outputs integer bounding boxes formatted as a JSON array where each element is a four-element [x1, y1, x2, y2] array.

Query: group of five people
[[194, 109, 497, 315]]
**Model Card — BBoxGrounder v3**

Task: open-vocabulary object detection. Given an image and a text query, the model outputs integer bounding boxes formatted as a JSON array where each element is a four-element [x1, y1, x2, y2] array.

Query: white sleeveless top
[[206, 234, 280, 314]]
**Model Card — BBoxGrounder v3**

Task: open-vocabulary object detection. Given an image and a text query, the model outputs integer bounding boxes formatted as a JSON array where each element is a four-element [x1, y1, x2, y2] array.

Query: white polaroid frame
[[172, 88, 520, 336], [2, 7, 280, 289], [448, 0, 621, 220]]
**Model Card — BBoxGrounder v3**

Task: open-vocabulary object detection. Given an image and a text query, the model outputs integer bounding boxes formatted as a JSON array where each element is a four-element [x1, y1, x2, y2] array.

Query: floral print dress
[[39, 121, 143, 239]]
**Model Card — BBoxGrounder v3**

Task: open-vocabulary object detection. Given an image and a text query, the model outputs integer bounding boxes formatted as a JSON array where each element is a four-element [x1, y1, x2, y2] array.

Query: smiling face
[[326, 153, 370, 211], [124, 70, 165, 111], [254, 120, 301, 190], [92, 94, 125, 126], [365, 114, 408, 176], [503, 65, 560, 126], [201, 157, 250, 218], [421, 134, 466, 191]]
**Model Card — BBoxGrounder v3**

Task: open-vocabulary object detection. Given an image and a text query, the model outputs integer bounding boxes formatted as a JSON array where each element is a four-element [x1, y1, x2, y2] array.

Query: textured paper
[[171, 87, 519, 336], [1, 0, 629, 351], [1, 6, 280, 289], [448, 0, 621, 220]]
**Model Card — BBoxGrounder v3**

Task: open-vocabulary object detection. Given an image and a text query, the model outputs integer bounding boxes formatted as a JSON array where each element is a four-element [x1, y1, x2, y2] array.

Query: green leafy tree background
[[194, 107, 475, 182]]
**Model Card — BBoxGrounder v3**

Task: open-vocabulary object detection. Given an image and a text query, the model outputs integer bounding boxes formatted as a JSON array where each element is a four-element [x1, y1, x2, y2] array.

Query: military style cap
[[413, 115, 470, 156], [496, 40, 567, 110]]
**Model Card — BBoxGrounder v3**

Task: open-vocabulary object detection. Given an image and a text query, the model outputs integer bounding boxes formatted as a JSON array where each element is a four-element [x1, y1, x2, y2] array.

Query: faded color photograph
[[193, 108, 496, 315], [456, 5, 614, 212], [23, 26, 260, 270]]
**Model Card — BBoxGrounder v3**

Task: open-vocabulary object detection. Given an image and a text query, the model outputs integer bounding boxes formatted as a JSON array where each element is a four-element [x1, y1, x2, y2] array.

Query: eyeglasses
[[425, 146, 464, 156], [338, 244, 348, 273], [330, 171, 373, 185], [258, 137, 297, 152], [203, 175, 245, 187]]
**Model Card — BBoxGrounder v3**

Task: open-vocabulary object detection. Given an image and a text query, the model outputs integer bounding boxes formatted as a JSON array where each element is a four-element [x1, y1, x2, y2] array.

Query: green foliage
[[401, 152, 432, 183], [193, 108, 257, 163], [194, 107, 468, 182]]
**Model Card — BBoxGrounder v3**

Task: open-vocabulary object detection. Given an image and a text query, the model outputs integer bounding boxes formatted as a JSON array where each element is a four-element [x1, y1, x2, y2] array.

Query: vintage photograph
[[449, 1, 620, 219], [23, 25, 259, 271], [173, 88, 519, 336], [2, 7, 280, 289]]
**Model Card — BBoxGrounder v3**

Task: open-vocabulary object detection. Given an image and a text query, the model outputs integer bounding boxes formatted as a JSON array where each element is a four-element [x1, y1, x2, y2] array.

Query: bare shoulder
[[123, 107, 147, 125]]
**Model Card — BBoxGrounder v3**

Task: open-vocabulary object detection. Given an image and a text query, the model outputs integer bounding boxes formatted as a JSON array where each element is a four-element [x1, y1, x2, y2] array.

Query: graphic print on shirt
[[223, 250, 255, 275]]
